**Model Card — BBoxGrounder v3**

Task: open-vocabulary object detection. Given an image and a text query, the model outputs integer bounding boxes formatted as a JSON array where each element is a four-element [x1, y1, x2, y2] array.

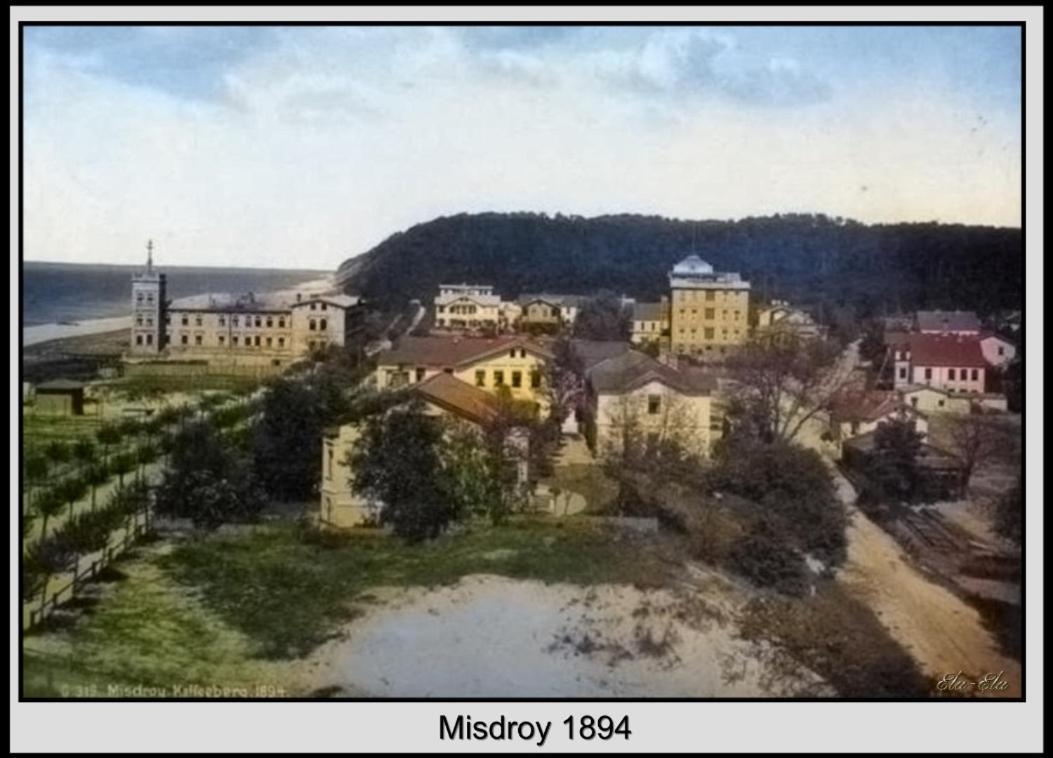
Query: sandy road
[[829, 464, 1021, 697]]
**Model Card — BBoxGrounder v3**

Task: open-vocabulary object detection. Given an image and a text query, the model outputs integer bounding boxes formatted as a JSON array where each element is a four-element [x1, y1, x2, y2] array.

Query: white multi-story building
[[433, 284, 505, 332]]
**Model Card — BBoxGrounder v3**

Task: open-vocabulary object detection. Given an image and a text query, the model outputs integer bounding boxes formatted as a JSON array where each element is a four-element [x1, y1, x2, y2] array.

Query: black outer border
[[13, 10, 1032, 708]]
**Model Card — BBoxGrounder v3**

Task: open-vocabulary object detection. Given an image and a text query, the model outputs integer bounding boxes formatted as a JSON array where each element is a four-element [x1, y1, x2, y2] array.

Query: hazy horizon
[[24, 25, 1022, 269]]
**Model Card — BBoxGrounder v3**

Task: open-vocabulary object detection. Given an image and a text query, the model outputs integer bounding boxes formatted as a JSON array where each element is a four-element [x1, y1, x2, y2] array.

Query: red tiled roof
[[830, 389, 922, 423], [378, 335, 553, 369], [413, 373, 501, 425], [907, 333, 987, 368]]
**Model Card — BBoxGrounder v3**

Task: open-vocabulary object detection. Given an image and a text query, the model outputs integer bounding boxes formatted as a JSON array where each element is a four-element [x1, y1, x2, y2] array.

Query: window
[[510, 349, 516, 358], [494, 370, 505, 386], [232, 336, 239, 346], [899, 367, 907, 379], [255, 336, 261, 347], [704, 327, 714, 339], [416, 368, 426, 382], [310, 302, 317, 311], [136, 293, 144, 303], [146, 293, 153, 303], [970, 368, 978, 381], [319, 319, 327, 330], [136, 316, 143, 326], [520, 349, 526, 358], [326, 447, 333, 480], [219, 336, 225, 345], [997, 346, 1005, 356], [181, 335, 188, 345], [321, 303, 327, 311], [937, 399, 945, 408], [278, 337, 285, 348], [165, 316, 171, 325], [195, 334, 203, 346], [948, 369, 956, 381], [181, 316, 188, 326], [512, 371, 522, 388], [530, 370, 541, 389], [266, 317, 273, 328], [232, 317, 239, 327], [910, 397, 918, 407], [647, 395, 661, 415], [145, 334, 153, 345], [135, 335, 143, 345], [309, 319, 316, 331], [924, 368, 932, 380], [266, 337, 272, 347], [704, 308, 715, 319], [195, 316, 203, 326], [219, 316, 226, 326], [278, 318, 285, 328], [255, 317, 262, 328], [475, 370, 486, 387]]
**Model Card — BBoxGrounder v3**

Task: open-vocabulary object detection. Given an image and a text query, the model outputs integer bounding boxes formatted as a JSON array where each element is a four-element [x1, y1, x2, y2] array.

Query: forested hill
[[336, 212, 1022, 316]]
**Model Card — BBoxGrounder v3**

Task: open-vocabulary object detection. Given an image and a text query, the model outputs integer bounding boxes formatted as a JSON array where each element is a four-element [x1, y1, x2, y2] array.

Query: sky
[[22, 25, 1022, 270]]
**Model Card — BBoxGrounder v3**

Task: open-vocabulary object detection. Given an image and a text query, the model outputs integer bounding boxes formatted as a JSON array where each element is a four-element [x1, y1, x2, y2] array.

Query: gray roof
[[36, 379, 86, 391], [632, 301, 667, 322], [916, 310, 981, 333], [587, 350, 715, 396], [570, 339, 632, 371]]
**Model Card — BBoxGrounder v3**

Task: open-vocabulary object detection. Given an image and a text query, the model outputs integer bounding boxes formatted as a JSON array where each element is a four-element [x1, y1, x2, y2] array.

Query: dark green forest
[[337, 212, 1022, 317]]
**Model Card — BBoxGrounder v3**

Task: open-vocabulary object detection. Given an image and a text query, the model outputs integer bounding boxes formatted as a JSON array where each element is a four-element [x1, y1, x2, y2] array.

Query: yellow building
[[320, 373, 506, 529], [668, 255, 750, 358], [374, 335, 554, 413]]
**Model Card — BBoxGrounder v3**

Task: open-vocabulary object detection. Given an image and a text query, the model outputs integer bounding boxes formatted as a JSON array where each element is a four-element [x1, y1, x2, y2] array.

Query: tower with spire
[[130, 239, 167, 354]]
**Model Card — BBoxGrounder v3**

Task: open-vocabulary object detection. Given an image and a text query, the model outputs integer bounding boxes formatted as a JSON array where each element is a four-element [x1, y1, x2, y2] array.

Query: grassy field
[[22, 517, 674, 697], [114, 373, 263, 397]]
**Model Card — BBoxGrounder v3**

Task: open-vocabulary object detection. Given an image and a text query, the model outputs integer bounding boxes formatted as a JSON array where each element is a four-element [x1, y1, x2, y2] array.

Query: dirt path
[[830, 465, 1020, 696]]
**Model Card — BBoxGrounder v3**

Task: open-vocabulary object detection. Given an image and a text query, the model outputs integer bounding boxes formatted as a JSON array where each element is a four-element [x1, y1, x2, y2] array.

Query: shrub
[[728, 520, 810, 597]]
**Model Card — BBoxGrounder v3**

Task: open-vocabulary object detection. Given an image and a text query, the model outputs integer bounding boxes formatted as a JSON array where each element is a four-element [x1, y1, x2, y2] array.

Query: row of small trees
[[22, 479, 152, 612]]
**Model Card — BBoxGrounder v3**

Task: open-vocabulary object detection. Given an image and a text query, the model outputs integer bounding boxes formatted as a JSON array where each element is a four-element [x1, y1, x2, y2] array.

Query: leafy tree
[[572, 291, 631, 341], [72, 438, 97, 473], [44, 441, 71, 468], [110, 452, 138, 489], [253, 375, 346, 501], [728, 519, 810, 596], [34, 487, 67, 539], [993, 479, 1022, 546], [713, 438, 846, 566], [57, 475, 89, 520], [439, 422, 507, 524], [23, 453, 49, 502], [155, 421, 264, 530], [135, 443, 158, 482], [867, 420, 925, 503], [349, 404, 451, 542], [85, 462, 110, 510], [24, 535, 77, 606], [95, 423, 123, 462]]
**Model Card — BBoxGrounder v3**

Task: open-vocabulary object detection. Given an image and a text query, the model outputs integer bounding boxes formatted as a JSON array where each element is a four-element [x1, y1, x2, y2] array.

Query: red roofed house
[[891, 333, 987, 394], [374, 335, 554, 413]]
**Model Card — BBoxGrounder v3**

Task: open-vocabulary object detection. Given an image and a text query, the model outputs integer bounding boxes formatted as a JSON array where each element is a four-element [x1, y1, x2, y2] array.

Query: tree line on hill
[[337, 212, 1022, 317]]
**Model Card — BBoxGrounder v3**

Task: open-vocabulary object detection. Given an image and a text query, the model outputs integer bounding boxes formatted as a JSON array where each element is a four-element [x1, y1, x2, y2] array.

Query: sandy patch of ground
[[837, 502, 1020, 696], [301, 574, 829, 698]]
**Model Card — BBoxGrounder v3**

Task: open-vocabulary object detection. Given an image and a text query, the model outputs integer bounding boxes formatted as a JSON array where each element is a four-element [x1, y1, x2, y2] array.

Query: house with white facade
[[891, 333, 987, 394], [433, 284, 507, 332], [980, 333, 1017, 368]]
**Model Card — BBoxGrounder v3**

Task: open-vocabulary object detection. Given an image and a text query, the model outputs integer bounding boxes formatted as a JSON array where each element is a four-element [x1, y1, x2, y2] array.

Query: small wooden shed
[[34, 379, 86, 416]]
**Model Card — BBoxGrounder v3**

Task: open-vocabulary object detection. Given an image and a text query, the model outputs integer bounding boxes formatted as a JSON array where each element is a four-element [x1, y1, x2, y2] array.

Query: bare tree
[[947, 414, 1011, 489], [600, 392, 707, 473], [726, 334, 855, 444]]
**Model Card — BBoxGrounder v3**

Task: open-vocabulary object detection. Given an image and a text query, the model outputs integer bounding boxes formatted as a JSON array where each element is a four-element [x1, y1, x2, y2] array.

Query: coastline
[[21, 275, 335, 349]]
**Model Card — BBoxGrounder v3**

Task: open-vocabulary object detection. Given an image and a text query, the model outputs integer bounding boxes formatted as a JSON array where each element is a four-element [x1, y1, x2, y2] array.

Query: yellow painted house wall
[[375, 347, 550, 411], [670, 288, 749, 355]]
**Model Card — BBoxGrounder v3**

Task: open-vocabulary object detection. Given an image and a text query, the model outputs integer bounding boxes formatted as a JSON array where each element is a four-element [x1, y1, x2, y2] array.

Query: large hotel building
[[667, 255, 751, 357], [128, 245, 362, 369]]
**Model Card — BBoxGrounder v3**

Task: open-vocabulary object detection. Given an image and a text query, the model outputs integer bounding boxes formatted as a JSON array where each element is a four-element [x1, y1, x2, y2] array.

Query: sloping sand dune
[[303, 575, 830, 698]]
